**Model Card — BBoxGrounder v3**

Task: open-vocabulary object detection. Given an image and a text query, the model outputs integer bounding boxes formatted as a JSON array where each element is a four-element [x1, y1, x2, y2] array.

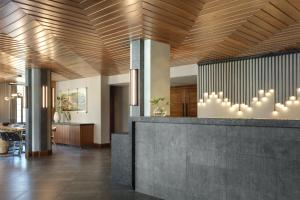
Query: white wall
[[54, 63, 198, 144], [108, 73, 129, 85], [170, 64, 198, 77], [56, 76, 103, 144], [107, 64, 198, 86]]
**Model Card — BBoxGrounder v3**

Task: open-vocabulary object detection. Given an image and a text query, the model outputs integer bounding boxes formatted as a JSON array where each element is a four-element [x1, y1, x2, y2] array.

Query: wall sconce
[[42, 86, 48, 108], [24, 86, 28, 108], [46, 86, 48, 108], [52, 87, 55, 108], [130, 69, 138, 106]]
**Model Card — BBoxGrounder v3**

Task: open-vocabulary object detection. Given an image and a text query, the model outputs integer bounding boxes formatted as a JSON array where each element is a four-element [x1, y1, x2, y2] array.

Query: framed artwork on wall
[[59, 87, 87, 112]]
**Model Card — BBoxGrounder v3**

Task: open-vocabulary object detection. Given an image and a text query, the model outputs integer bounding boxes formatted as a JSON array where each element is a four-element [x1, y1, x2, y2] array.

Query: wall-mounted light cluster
[[198, 88, 300, 119], [197, 51, 300, 119]]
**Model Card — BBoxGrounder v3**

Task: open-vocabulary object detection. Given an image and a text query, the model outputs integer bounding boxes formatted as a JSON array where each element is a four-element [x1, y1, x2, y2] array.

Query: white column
[[144, 39, 170, 116]]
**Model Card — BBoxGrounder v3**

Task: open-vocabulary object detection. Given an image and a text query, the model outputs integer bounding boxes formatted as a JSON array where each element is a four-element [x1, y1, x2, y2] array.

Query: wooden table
[[0, 126, 25, 155], [0, 126, 25, 133]]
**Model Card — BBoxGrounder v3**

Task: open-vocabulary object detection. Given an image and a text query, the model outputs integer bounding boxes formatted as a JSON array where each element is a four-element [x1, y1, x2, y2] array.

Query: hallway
[[0, 146, 159, 200]]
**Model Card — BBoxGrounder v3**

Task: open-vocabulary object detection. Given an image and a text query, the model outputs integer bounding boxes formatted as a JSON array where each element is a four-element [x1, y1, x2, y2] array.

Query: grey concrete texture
[[134, 120, 300, 200], [111, 133, 132, 186], [131, 116, 300, 128]]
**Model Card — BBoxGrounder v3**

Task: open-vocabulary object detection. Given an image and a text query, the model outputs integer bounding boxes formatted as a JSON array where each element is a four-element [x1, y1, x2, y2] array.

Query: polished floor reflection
[[0, 146, 159, 200]]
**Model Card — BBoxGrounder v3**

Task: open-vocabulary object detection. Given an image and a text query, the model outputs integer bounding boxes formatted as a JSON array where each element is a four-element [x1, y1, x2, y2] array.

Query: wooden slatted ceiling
[[174, 0, 300, 65], [197, 0, 300, 62], [79, 0, 143, 74], [171, 0, 272, 66], [0, 0, 300, 82]]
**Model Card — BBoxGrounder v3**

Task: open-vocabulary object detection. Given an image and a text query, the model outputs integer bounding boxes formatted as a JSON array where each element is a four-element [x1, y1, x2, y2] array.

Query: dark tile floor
[[0, 145, 160, 200]]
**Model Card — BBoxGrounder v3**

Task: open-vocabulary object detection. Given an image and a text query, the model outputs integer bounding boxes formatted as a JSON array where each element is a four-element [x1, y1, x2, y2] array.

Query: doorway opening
[[110, 85, 129, 141]]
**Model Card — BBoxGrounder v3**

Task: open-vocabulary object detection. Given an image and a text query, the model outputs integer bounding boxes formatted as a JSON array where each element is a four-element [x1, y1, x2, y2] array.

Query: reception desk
[[52, 123, 94, 147], [112, 117, 300, 200]]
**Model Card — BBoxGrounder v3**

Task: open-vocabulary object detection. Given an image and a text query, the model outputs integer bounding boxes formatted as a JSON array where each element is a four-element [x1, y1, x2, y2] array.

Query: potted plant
[[150, 97, 169, 117], [54, 96, 71, 122]]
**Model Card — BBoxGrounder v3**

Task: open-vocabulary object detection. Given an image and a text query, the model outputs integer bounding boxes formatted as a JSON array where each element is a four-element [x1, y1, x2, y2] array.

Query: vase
[[53, 112, 60, 123], [153, 107, 167, 117]]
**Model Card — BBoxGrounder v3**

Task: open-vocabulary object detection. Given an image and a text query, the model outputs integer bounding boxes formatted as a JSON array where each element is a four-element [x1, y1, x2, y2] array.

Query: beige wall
[[56, 76, 106, 144], [144, 39, 171, 116], [54, 63, 198, 143]]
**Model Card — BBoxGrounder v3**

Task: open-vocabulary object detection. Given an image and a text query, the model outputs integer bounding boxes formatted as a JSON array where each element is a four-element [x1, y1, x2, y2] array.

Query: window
[[16, 85, 25, 123]]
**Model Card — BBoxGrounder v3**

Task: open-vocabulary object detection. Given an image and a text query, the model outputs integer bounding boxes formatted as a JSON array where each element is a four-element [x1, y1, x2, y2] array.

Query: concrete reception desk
[[112, 117, 300, 200]]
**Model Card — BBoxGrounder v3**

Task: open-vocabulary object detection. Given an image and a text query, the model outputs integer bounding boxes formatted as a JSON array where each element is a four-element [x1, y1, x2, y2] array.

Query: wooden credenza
[[52, 123, 94, 147]]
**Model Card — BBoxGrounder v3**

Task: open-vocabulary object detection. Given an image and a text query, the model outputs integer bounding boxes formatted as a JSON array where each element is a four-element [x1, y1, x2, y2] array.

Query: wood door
[[186, 86, 197, 117], [170, 87, 185, 117], [170, 85, 197, 117]]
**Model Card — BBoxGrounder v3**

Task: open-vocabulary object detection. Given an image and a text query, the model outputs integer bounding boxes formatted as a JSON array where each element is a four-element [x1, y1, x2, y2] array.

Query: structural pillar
[[129, 39, 170, 117], [130, 39, 144, 117], [116, 39, 171, 189], [25, 68, 52, 158], [144, 39, 170, 116]]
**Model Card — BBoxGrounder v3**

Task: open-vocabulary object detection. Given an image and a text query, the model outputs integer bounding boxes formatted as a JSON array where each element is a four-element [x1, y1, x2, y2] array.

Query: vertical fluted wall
[[198, 52, 300, 107]]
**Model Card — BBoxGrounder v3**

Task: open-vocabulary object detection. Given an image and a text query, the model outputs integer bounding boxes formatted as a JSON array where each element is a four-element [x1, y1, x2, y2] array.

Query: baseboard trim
[[93, 143, 111, 148], [26, 150, 52, 158]]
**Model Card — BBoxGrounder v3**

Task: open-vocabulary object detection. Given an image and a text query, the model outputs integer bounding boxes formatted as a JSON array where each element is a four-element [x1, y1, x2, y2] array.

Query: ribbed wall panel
[[198, 52, 300, 105]]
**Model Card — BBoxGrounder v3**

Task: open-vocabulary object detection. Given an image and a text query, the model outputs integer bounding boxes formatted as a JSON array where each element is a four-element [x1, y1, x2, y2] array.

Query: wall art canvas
[[60, 88, 87, 112], [77, 88, 87, 111]]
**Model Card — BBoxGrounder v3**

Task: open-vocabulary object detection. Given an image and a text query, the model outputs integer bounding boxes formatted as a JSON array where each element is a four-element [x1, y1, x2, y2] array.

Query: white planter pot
[[53, 112, 60, 123]]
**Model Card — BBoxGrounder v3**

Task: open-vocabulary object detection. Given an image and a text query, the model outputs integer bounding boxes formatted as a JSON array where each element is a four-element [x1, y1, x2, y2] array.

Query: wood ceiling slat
[[0, 1, 19, 18], [1, 0, 300, 81], [85, 0, 139, 18], [263, 2, 296, 24], [143, 0, 197, 21], [248, 16, 281, 33], [255, 10, 288, 29], [23, 10, 95, 30], [270, 0, 300, 21], [92, 9, 141, 29], [158, 0, 204, 15], [142, 4, 194, 29], [14, 0, 86, 16], [0, 9, 26, 29], [13, 0, 88, 20], [37, 19, 99, 37]]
